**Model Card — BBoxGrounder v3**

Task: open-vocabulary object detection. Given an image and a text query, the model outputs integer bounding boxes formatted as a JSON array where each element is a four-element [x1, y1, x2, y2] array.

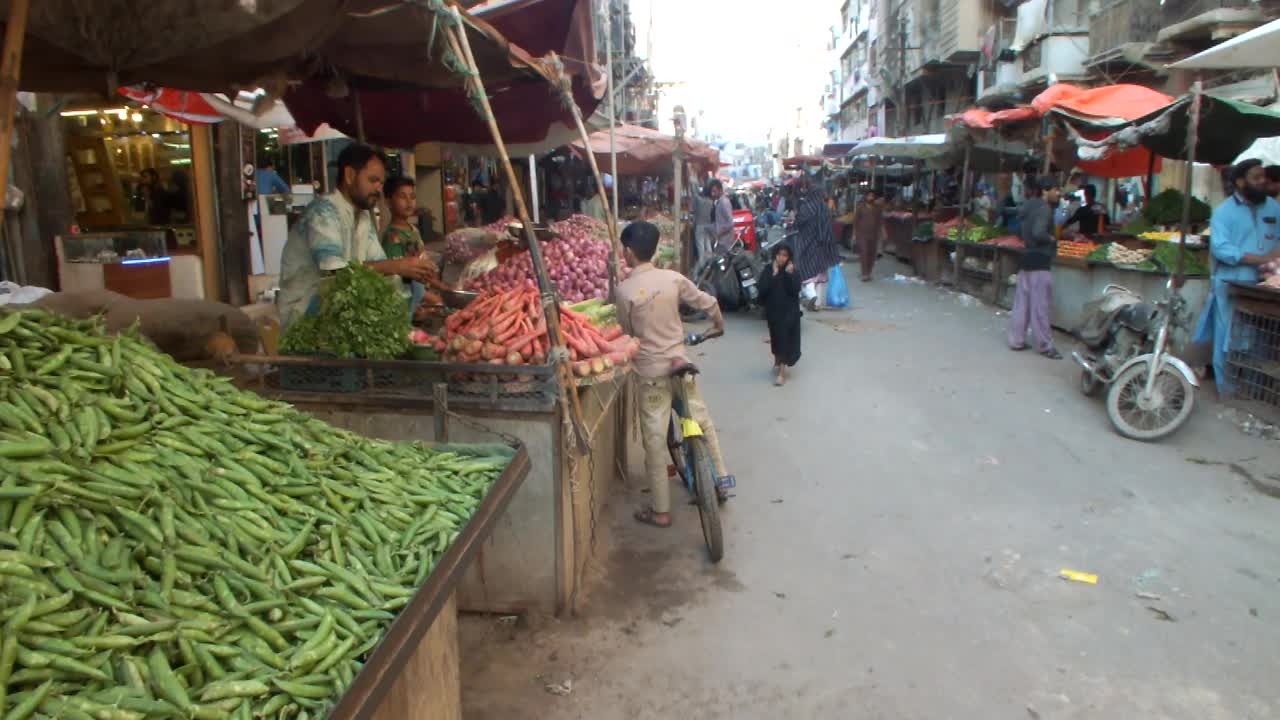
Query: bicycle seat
[[668, 358, 700, 377]]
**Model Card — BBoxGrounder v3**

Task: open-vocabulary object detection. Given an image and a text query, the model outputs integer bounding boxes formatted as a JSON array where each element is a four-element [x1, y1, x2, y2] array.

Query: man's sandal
[[633, 506, 671, 527]]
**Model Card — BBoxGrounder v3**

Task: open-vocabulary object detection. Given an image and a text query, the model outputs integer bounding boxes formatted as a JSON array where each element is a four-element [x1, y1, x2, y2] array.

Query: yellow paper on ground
[[1060, 569, 1098, 584]]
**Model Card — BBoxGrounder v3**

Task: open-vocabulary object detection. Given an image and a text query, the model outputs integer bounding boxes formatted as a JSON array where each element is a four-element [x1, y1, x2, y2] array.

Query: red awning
[[117, 86, 224, 125], [783, 155, 825, 169]]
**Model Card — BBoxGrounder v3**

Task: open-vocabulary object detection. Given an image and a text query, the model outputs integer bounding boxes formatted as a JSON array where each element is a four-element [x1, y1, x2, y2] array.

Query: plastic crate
[[278, 363, 366, 393]]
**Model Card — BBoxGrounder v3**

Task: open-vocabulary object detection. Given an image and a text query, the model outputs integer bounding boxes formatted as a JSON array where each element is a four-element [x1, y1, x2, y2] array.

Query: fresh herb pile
[[1152, 242, 1209, 275], [281, 263, 410, 360], [1142, 189, 1211, 227], [0, 308, 514, 718]]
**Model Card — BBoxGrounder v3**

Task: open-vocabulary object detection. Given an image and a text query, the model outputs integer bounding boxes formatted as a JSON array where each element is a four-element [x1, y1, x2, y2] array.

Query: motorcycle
[[1072, 280, 1198, 441], [689, 235, 762, 313]]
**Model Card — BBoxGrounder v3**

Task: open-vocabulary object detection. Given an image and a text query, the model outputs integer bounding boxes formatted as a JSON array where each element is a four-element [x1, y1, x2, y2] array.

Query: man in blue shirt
[[255, 160, 290, 196], [1193, 159, 1280, 394]]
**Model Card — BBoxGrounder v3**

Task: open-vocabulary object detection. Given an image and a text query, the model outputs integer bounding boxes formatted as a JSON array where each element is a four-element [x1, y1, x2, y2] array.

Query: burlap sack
[[36, 292, 258, 361]]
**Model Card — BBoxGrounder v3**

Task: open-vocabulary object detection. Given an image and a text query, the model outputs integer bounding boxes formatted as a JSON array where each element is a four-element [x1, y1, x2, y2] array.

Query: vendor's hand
[[397, 257, 438, 284]]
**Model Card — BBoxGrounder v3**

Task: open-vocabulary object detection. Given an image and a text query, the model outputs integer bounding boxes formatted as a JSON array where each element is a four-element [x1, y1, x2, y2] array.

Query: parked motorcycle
[[688, 238, 762, 313], [1072, 281, 1198, 441]]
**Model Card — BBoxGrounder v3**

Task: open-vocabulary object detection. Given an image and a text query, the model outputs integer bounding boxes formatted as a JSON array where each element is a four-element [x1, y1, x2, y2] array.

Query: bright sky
[[630, 0, 831, 145]]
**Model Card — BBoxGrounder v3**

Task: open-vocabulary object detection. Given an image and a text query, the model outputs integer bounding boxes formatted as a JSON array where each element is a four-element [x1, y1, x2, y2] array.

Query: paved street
[[461, 258, 1280, 720]]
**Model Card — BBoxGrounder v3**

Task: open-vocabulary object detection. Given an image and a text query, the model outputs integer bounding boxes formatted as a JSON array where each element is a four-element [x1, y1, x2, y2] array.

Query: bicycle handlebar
[[685, 328, 724, 346]]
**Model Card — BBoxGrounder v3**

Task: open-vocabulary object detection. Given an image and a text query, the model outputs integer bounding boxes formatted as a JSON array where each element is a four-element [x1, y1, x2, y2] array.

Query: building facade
[[853, 0, 1280, 139]]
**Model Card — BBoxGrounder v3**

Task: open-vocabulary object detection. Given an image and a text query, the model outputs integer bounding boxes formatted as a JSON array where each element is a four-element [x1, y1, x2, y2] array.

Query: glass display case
[[56, 230, 174, 299], [59, 230, 169, 265]]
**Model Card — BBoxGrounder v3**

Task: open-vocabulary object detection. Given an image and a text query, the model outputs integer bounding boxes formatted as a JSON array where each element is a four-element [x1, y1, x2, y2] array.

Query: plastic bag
[[800, 282, 818, 302], [0, 280, 53, 306], [826, 264, 850, 308]]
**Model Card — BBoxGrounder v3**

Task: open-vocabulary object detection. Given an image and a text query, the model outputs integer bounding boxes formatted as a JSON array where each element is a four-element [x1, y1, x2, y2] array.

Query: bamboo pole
[[1174, 81, 1202, 286], [0, 0, 31, 197], [605, 2, 619, 221], [554, 69, 622, 296], [672, 148, 684, 274], [444, 13, 589, 452], [529, 154, 539, 224]]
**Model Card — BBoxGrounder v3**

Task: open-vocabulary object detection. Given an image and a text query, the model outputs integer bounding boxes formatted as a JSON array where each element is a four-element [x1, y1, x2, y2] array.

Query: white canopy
[[848, 134, 949, 160], [1169, 18, 1280, 69]]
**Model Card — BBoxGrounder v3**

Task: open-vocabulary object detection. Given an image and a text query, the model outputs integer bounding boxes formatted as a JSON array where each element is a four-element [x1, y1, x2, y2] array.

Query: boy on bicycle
[[616, 221, 732, 528]]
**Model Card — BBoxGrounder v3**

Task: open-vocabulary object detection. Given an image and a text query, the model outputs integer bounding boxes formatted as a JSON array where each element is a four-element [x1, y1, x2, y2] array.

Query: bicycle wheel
[[687, 436, 723, 563]]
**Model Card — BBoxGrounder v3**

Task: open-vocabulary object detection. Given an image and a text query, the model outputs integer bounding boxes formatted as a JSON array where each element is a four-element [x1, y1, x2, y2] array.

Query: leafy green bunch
[[1142, 189, 1211, 226], [281, 263, 411, 359]]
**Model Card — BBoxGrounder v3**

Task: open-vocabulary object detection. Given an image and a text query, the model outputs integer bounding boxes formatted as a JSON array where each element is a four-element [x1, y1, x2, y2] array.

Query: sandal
[[1009, 344, 1028, 352], [1041, 348, 1063, 360], [633, 506, 671, 528]]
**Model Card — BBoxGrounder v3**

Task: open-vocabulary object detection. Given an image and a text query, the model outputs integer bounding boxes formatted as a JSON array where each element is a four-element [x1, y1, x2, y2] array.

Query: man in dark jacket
[[1008, 176, 1062, 359]]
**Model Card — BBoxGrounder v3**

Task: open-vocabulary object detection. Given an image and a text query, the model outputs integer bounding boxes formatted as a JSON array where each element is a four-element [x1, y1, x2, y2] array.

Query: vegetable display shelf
[[230, 355, 626, 617]]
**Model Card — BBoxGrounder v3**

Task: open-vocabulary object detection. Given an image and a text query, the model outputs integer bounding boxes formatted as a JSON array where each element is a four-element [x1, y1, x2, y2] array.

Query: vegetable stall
[[252, 254, 632, 618], [2, 0, 618, 718], [0, 308, 531, 720]]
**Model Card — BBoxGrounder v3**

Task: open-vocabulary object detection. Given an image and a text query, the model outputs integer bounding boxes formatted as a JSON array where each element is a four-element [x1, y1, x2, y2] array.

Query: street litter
[[1060, 569, 1098, 584], [1146, 606, 1176, 622], [1135, 591, 1162, 601], [545, 678, 574, 696], [892, 274, 926, 285]]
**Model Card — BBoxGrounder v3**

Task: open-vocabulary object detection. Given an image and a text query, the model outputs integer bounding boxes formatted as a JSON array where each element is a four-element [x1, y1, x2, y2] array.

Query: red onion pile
[[463, 234, 615, 303]]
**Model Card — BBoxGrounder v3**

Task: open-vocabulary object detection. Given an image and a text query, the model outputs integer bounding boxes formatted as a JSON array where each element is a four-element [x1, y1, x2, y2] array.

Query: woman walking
[[792, 178, 842, 311], [758, 243, 802, 386]]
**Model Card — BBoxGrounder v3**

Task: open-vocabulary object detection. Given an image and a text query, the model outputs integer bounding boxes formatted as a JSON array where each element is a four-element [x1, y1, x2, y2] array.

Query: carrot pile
[[437, 287, 638, 377]]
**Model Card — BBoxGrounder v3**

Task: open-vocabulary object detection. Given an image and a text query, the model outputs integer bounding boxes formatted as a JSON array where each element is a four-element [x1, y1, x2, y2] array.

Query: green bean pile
[[0, 309, 512, 719]]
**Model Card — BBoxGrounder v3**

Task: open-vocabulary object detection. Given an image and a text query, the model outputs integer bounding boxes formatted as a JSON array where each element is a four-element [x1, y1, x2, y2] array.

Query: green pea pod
[[147, 645, 192, 710]]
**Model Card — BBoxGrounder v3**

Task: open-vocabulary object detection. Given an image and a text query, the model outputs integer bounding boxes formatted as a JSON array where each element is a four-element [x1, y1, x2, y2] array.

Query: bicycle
[[665, 328, 731, 562]]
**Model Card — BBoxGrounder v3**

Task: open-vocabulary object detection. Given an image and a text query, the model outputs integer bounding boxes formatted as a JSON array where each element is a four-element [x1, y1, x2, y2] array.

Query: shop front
[[54, 102, 220, 299]]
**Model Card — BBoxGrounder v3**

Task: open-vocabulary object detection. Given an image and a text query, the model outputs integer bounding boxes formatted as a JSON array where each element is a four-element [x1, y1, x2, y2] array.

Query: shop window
[[61, 105, 195, 250]]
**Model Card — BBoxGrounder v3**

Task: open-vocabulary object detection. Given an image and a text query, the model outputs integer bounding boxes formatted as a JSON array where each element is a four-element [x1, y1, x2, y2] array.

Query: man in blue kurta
[[1193, 159, 1280, 394]]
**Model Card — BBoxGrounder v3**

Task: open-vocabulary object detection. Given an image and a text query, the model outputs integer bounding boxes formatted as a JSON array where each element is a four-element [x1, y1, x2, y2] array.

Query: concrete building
[[825, 0, 880, 142], [852, 0, 1280, 138]]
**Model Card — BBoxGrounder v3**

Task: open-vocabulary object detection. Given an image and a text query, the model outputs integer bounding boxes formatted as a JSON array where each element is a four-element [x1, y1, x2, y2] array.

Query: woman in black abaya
[[758, 243, 802, 386]]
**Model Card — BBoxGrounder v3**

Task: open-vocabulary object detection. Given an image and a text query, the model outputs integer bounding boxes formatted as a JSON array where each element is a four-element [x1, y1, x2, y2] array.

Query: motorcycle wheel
[[1079, 369, 1102, 397], [1105, 362, 1195, 441]]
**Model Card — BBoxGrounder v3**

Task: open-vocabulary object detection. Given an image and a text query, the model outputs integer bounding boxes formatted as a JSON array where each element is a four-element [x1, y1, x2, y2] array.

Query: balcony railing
[[1088, 0, 1163, 57]]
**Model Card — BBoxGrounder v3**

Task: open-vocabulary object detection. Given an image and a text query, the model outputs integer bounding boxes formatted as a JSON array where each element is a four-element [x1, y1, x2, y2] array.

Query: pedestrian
[[1265, 164, 1280, 199], [615, 221, 733, 528], [692, 180, 737, 278], [1008, 175, 1063, 359], [1192, 159, 1280, 394], [758, 243, 802, 386], [791, 177, 842, 311], [852, 189, 885, 282], [580, 177, 608, 223], [1061, 183, 1110, 239]]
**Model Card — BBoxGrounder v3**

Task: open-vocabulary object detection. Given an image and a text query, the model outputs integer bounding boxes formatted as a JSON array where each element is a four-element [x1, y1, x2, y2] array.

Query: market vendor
[[1061, 183, 1109, 239], [278, 144, 437, 328], [1193, 159, 1280, 393]]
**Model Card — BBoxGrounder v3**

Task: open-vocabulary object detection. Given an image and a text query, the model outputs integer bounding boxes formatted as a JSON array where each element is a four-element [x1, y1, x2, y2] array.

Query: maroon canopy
[[283, 0, 603, 150]]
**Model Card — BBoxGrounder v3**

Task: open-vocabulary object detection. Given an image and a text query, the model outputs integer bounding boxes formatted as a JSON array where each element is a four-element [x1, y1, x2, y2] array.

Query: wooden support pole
[[0, 0, 30, 197], [672, 146, 685, 273], [445, 13, 589, 452], [1174, 81, 1202, 286]]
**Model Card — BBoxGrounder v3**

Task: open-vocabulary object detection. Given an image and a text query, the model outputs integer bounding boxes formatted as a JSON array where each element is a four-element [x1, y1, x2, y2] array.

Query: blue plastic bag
[[826, 264, 850, 308]]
